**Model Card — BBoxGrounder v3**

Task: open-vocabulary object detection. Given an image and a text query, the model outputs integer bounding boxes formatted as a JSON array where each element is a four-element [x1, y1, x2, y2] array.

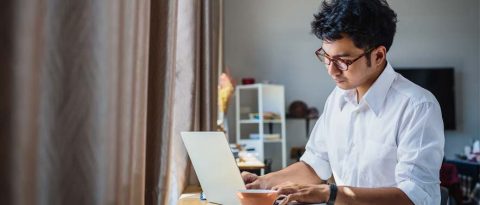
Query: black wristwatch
[[327, 183, 337, 205]]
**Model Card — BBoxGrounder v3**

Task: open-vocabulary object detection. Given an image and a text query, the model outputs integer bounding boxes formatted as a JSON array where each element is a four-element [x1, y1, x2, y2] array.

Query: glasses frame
[[315, 47, 375, 71]]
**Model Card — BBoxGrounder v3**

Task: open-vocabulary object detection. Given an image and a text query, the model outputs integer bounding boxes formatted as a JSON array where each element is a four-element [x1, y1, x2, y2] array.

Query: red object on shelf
[[241, 78, 255, 85]]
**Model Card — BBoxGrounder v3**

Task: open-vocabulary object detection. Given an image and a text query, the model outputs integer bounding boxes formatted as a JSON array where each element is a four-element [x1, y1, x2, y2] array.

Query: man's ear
[[374, 46, 387, 66]]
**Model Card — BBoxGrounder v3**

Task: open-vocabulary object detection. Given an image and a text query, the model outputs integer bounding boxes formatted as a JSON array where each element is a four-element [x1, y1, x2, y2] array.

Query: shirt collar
[[337, 88, 356, 111], [337, 62, 397, 116]]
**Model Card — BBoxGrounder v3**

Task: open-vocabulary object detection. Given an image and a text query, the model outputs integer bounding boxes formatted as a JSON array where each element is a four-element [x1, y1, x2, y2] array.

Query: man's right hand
[[240, 162, 322, 190], [241, 171, 269, 189]]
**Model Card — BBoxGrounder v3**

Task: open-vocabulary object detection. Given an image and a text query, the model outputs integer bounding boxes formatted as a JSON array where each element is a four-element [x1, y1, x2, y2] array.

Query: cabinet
[[235, 84, 287, 169]]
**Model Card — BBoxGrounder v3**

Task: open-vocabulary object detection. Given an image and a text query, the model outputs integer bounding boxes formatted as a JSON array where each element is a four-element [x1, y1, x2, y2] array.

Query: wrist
[[327, 183, 337, 205], [324, 184, 330, 202]]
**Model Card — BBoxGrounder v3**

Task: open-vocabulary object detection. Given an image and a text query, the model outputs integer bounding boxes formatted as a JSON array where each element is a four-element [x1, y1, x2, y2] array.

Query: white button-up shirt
[[300, 63, 445, 205]]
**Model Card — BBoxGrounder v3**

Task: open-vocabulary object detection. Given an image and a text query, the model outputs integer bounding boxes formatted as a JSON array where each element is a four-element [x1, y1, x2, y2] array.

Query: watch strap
[[327, 183, 337, 205]]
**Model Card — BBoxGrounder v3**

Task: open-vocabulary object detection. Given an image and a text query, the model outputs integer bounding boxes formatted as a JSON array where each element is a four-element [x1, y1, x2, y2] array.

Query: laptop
[[181, 131, 246, 204], [181, 131, 326, 205]]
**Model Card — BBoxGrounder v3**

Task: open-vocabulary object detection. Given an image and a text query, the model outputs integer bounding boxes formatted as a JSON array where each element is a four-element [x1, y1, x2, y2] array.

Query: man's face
[[321, 36, 377, 91]]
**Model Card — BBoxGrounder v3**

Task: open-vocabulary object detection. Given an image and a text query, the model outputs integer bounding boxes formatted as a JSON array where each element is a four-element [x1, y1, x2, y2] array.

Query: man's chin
[[336, 82, 353, 90]]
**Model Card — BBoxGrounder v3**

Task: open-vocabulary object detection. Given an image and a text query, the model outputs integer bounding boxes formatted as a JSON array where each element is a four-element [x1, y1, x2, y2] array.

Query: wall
[[387, 0, 480, 159], [225, 0, 480, 170]]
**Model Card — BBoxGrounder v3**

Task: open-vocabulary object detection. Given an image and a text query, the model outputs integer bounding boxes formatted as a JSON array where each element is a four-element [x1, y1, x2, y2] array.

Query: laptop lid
[[181, 132, 246, 205]]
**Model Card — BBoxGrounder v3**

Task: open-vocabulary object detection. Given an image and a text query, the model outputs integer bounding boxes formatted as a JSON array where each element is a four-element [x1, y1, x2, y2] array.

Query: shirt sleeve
[[300, 113, 332, 180], [395, 101, 445, 205]]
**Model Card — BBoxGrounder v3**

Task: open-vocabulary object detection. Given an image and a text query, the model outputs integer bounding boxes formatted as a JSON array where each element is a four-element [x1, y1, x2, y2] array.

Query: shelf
[[286, 116, 318, 120], [237, 83, 282, 90], [239, 119, 283, 124], [264, 138, 282, 143], [236, 84, 287, 168], [239, 138, 283, 143]]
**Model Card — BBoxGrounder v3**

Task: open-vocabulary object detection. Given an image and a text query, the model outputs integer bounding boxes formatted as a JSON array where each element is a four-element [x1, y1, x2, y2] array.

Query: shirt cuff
[[397, 180, 429, 205], [300, 149, 332, 180]]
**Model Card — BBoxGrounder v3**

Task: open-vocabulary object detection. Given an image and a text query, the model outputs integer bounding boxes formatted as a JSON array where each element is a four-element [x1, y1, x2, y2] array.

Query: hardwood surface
[[178, 158, 264, 204], [177, 186, 211, 205]]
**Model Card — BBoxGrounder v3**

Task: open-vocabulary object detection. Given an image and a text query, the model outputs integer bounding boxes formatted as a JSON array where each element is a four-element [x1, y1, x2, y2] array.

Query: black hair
[[311, 0, 397, 52]]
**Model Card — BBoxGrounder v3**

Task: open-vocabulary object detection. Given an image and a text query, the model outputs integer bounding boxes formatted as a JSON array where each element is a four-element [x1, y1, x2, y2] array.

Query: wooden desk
[[178, 186, 210, 205], [237, 157, 265, 175], [237, 159, 265, 170], [178, 186, 327, 205], [178, 158, 265, 204]]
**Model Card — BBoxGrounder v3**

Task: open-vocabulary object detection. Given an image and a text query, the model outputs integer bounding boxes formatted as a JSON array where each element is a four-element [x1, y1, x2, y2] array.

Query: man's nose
[[327, 63, 341, 76]]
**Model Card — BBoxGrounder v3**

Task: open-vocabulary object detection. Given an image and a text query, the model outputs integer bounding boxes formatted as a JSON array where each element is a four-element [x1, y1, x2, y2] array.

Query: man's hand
[[241, 162, 323, 190], [241, 171, 270, 189], [272, 182, 330, 204]]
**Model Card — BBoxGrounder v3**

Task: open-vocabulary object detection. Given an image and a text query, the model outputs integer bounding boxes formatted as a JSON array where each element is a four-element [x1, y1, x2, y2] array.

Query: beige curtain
[[145, 0, 223, 204], [1, 0, 151, 204], [0, 0, 222, 205]]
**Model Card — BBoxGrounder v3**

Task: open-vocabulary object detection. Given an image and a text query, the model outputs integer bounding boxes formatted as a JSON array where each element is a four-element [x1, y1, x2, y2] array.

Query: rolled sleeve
[[395, 101, 444, 205], [300, 114, 332, 180], [397, 180, 430, 205], [300, 149, 332, 180]]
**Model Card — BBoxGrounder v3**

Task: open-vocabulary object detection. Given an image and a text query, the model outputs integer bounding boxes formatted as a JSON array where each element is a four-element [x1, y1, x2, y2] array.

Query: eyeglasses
[[315, 47, 374, 71]]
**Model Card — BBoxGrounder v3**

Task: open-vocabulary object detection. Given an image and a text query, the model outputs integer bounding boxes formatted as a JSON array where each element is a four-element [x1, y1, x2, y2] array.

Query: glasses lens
[[334, 61, 348, 71], [316, 52, 330, 65], [323, 56, 331, 65], [317, 49, 348, 71]]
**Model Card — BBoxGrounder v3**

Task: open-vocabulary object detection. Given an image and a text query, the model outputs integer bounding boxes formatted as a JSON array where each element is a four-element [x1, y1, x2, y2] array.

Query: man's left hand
[[272, 182, 330, 204]]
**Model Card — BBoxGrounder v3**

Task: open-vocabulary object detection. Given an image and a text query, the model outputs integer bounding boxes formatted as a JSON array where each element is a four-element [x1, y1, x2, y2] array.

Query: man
[[241, 0, 445, 204]]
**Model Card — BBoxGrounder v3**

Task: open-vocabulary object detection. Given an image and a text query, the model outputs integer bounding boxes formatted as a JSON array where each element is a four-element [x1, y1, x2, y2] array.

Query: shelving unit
[[235, 84, 287, 169]]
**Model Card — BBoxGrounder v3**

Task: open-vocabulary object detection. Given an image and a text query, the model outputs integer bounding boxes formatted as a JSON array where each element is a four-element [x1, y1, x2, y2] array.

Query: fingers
[[285, 192, 303, 203], [245, 181, 261, 189], [275, 195, 290, 205], [241, 171, 258, 184], [272, 182, 300, 195], [273, 184, 327, 204], [241, 172, 271, 189], [285, 186, 327, 204], [274, 187, 298, 195], [282, 189, 313, 204], [272, 181, 295, 189]]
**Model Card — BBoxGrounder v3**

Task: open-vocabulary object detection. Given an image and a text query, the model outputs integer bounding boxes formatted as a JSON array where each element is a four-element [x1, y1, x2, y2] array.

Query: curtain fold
[[0, 0, 14, 204], [144, 0, 178, 204], [199, 0, 220, 131], [146, 0, 222, 204], [0, 0, 222, 204], [1, 0, 151, 204]]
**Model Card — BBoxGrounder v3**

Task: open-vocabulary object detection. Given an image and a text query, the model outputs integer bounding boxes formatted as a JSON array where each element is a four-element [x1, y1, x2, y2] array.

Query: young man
[[241, 0, 445, 204]]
